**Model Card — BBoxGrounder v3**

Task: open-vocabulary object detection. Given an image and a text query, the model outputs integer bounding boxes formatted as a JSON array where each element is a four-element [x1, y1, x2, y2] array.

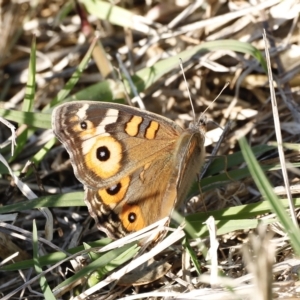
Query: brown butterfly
[[52, 101, 206, 239]]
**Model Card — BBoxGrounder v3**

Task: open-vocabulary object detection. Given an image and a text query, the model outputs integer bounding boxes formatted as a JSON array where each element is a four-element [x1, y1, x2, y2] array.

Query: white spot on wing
[[82, 138, 100, 155], [76, 104, 89, 119], [81, 109, 119, 155], [95, 109, 119, 135]]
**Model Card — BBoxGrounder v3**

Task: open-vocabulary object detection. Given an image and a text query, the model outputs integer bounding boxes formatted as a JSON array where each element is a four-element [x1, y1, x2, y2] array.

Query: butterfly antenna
[[179, 58, 196, 122], [199, 82, 230, 122]]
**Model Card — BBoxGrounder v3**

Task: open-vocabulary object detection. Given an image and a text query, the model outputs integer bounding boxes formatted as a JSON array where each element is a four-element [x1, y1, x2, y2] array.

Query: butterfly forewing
[[52, 102, 183, 189]]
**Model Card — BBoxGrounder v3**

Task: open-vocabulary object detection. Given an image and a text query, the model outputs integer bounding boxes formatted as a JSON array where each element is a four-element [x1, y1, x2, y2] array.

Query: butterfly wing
[[52, 101, 183, 189], [52, 101, 205, 239]]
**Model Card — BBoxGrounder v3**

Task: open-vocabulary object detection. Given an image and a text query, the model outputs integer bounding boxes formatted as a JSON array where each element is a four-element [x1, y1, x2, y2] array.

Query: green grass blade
[[0, 110, 51, 129], [56, 40, 266, 103], [1, 239, 111, 272], [83, 0, 147, 32], [239, 137, 300, 255], [204, 144, 275, 176], [47, 38, 97, 109], [0, 192, 85, 214], [22, 36, 36, 113], [184, 198, 300, 238], [134, 40, 266, 92], [68, 79, 128, 104], [31, 137, 56, 167], [183, 238, 202, 276], [53, 243, 139, 293], [32, 220, 56, 300], [198, 161, 300, 193], [187, 198, 300, 223], [10, 37, 37, 161]]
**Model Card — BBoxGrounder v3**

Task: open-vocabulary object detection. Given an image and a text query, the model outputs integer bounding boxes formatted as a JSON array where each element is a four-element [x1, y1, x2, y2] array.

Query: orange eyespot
[[120, 204, 145, 232], [84, 136, 122, 179], [99, 176, 130, 205]]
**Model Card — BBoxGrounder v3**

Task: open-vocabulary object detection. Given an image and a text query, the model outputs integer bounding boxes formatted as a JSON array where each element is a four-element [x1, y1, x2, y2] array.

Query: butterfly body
[[52, 101, 206, 239]]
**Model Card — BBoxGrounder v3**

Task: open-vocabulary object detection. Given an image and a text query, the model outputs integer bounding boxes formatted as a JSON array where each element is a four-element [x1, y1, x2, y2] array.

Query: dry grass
[[1, 0, 300, 299]]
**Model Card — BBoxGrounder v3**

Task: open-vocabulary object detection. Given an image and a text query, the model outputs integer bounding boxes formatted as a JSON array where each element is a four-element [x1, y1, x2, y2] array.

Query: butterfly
[[52, 101, 206, 239]]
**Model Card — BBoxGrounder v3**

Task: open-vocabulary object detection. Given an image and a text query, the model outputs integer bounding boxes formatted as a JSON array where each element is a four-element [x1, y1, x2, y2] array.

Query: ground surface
[[1, 1, 300, 299]]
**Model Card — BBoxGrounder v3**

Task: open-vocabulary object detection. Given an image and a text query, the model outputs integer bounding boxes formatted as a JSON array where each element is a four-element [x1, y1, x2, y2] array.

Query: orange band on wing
[[145, 121, 159, 139], [125, 116, 143, 137]]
